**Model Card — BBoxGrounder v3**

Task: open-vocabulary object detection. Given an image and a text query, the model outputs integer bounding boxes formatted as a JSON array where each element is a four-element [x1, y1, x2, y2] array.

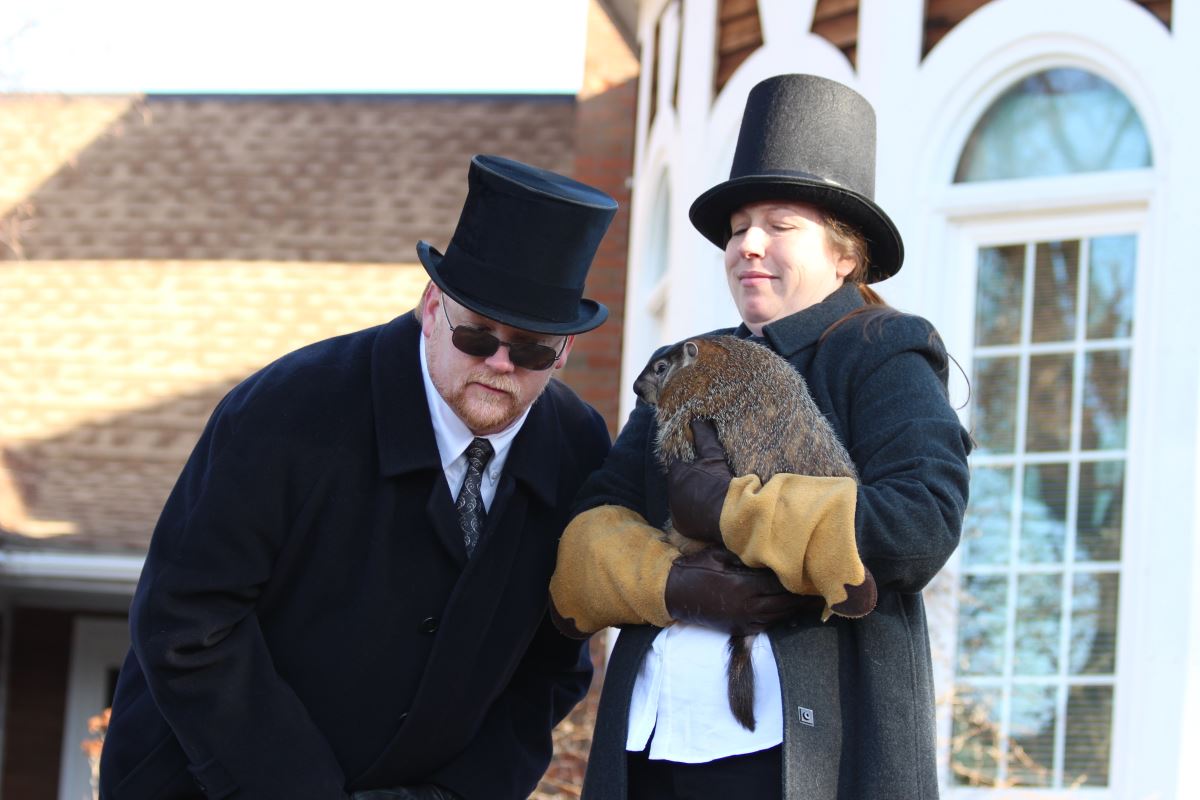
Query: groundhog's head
[[633, 340, 699, 406]]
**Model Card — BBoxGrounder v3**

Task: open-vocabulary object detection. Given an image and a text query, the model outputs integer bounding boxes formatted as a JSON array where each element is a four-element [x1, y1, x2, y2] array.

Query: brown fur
[[634, 335, 858, 730]]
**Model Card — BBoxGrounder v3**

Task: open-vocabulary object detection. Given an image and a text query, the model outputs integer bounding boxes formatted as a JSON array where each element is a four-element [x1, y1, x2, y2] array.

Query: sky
[[0, 0, 590, 95]]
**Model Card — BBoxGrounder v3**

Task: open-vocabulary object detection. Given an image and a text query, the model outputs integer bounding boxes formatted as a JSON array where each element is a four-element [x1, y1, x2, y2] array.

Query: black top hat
[[689, 74, 903, 282], [417, 155, 618, 334]]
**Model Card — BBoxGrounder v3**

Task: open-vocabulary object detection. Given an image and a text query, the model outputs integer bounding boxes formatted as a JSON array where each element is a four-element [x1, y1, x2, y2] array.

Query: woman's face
[[724, 201, 855, 334]]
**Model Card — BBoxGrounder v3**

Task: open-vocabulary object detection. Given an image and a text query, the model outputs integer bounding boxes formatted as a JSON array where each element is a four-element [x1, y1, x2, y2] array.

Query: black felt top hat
[[689, 74, 903, 282], [417, 154, 618, 334]]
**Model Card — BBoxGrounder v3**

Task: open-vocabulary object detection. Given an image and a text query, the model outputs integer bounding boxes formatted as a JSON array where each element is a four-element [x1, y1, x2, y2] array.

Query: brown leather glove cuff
[[549, 505, 679, 635], [720, 473, 876, 619], [664, 546, 814, 635]]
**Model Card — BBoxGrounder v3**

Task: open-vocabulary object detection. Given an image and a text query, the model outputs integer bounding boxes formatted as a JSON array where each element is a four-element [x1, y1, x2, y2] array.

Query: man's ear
[[553, 335, 576, 370], [419, 283, 440, 337]]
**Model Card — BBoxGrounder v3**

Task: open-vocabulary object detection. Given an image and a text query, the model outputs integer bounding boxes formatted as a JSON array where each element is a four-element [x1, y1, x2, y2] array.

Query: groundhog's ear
[[683, 341, 699, 362]]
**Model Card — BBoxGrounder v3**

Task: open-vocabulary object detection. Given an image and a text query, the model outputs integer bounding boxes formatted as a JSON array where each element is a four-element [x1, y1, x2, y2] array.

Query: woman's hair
[[818, 210, 897, 342], [820, 212, 886, 306]]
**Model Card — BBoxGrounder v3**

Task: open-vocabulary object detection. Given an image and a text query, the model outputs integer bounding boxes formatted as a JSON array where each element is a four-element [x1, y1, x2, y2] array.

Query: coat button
[[399, 712, 409, 724], [419, 617, 438, 633]]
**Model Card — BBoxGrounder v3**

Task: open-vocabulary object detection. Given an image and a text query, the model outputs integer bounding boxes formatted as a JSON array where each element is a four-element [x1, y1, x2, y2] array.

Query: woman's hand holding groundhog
[[665, 547, 815, 635], [666, 419, 732, 543]]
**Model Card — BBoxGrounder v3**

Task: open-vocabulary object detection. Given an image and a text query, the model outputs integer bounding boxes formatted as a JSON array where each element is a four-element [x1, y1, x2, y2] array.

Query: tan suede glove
[[550, 505, 680, 636], [720, 473, 877, 620]]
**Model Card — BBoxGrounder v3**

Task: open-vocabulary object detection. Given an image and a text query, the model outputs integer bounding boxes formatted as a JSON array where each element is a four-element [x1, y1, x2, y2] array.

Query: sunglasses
[[442, 303, 567, 371]]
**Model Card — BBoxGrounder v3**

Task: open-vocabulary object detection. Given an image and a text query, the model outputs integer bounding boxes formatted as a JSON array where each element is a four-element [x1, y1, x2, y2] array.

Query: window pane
[[1009, 684, 1058, 786], [1065, 685, 1113, 787], [1021, 463, 1068, 564], [1077, 461, 1124, 562], [1083, 350, 1130, 450], [1026, 353, 1073, 452], [958, 575, 1008, 676], [962, 467, 1013, 567], [1014, 573, 1062, 675], [973, 356, 1020, 454], [642, 179, 671, 290], [955, 68, 1152, 182], [1087, 235, 1136, 339], [951, 686, 1002, 786], [1071, 572, 1120, 675], [976, 245, 1025, 346], [1032, 241, 1078, 343]]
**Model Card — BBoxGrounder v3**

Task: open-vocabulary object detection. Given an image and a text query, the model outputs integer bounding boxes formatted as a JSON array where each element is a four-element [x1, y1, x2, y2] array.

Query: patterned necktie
[[456, 437, 494, 556]]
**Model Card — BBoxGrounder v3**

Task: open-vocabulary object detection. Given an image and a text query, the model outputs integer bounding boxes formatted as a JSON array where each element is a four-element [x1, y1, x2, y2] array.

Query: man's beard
[[434, 368, 538, 434]]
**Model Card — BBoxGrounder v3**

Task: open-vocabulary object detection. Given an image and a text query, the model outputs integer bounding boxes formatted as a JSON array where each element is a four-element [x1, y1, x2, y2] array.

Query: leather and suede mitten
[[720, 473, 877, 620]]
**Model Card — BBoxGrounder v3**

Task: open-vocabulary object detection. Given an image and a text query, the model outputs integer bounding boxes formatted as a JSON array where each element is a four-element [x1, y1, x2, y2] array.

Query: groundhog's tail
[[727, 634, 756, 731]]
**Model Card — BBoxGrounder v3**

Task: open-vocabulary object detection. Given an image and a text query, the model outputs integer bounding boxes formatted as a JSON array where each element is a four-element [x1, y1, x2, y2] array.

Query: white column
[[666, 0, 733, 342], [857, 0, 925, 314], [1169, 1, 1200, 794]]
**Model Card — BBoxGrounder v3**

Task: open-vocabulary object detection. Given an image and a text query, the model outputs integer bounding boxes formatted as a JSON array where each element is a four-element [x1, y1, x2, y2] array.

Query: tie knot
[[465, 437, 494, 467]]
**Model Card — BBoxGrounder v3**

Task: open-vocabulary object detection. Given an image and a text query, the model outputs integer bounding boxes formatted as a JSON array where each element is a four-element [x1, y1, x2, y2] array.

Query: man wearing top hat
[[550, 75, 972, 798], [99, 155, 626, 800]]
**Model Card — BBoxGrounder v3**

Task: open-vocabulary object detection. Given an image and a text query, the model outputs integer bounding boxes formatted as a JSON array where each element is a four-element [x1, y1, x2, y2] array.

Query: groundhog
[[634, 334, 859, 731]]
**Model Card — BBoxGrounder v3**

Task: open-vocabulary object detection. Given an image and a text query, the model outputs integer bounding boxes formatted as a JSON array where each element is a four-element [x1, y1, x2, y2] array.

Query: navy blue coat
[[99, 311, 610, 800], [580, 285, 972, 800]]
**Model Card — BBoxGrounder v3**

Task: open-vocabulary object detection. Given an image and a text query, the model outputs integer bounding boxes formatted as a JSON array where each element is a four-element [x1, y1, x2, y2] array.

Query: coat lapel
[[771, 623, 843, 800], [427, 474, 469, 568], [760, 282, 863, 359], [372, 311, 442, 478]]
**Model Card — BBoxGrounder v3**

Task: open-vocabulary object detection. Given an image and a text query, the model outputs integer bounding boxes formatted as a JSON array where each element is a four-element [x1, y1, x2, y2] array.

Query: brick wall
[[562, 0, 640, 438], [0, 608, 73, 800]]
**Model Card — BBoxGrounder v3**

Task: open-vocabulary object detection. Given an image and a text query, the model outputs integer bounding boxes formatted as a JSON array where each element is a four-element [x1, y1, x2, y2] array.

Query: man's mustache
[[467, 372, 520, 398]]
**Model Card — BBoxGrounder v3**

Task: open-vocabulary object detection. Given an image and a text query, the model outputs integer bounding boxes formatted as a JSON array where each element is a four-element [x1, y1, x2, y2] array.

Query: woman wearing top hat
[[550, 74, 972, 799]]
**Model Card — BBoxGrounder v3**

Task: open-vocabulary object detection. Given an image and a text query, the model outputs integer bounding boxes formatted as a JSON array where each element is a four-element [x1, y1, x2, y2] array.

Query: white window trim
[[57, 617, 129, 800]]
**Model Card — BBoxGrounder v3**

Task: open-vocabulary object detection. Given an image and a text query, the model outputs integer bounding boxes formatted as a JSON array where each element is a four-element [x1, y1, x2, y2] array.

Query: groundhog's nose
[[633, 376, 657, 405]]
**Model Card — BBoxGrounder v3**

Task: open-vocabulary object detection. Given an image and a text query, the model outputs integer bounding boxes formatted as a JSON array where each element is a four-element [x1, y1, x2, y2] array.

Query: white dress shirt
[[419, 335, 530, 509], [625, 623, 783, 763]]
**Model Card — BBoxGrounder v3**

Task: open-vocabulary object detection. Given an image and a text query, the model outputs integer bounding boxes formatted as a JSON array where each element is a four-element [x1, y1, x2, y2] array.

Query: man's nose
[[483, 344, 517, 373]]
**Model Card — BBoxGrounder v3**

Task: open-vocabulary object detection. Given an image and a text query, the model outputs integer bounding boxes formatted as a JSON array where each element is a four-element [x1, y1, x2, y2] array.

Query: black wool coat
[[99, 311, 611, 800], [580, 285, 972, 800]]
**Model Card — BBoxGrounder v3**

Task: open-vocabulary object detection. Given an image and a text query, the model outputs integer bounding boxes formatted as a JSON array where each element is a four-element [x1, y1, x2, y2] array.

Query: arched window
[[955, 68, 1151, 182], [951, 68, 1147, 790]]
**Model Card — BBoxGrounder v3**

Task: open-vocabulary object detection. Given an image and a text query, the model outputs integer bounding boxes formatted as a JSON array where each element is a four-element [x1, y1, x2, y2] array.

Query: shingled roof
[[0, 92, 578, 556], [1, 93, 576, 262]]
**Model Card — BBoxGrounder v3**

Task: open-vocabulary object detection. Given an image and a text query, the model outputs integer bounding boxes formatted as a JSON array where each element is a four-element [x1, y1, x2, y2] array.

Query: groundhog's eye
[[654, 361, 667, 375]]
